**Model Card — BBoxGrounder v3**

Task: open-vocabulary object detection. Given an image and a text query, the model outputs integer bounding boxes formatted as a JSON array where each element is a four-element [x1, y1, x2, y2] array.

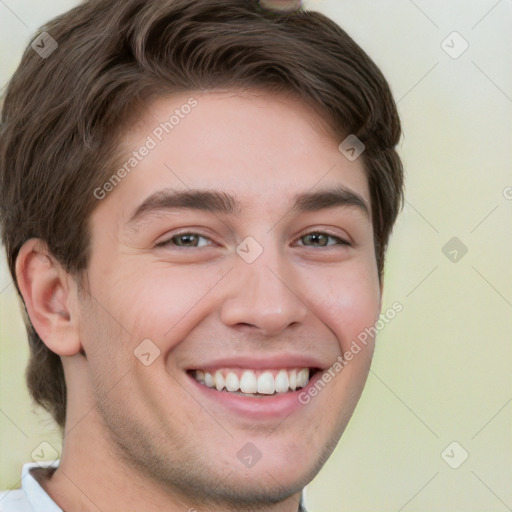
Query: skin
[[16, 90, 382, 511]]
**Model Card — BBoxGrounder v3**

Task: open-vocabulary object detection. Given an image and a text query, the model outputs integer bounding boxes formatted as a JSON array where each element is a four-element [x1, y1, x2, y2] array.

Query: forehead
[[99, 89, 370, 221]]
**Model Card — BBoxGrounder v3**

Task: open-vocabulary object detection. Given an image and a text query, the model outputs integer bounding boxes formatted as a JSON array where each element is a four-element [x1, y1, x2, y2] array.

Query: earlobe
[[15, 238, 82, 357]]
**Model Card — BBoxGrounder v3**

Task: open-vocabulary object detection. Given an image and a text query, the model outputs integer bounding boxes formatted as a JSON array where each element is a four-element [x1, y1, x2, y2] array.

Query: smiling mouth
[[188, 367, 320, 396]]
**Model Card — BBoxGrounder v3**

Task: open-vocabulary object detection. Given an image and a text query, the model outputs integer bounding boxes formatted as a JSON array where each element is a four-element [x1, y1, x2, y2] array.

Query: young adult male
[[0, 0, 404, 510]]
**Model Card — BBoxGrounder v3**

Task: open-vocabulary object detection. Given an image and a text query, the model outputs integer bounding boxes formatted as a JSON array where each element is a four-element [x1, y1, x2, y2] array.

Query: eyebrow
[[127, 185, 369, 227], [127, 189, 240, 226], [290, 184, 369, 217]]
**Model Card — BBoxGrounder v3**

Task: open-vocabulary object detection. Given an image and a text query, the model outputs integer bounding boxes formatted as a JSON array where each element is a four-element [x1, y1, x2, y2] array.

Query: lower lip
[[187, 371, 324, 420]]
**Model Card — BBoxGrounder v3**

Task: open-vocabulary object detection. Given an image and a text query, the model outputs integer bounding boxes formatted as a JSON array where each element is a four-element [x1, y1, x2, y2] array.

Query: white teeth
[[274, 369, 289, 393], [194, 368, 312, 395], [225, 372, 240, 392], [214, 371, 225, 391], [240, 371, 258, 393], [257, 371, 275, 395], [289, 369, 297, 391], [296, 368, 310, 388]]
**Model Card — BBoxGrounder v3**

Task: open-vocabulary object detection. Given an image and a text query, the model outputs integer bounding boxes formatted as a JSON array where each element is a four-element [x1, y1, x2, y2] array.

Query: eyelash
[[155, 230, 351, 249]]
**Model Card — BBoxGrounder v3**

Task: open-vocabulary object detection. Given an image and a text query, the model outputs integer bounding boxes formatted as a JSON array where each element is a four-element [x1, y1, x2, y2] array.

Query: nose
[[219, 249, 309, 337]]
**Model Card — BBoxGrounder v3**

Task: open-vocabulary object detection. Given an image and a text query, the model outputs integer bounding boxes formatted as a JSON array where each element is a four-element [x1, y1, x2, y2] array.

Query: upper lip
[[185, 354, 330, 372]]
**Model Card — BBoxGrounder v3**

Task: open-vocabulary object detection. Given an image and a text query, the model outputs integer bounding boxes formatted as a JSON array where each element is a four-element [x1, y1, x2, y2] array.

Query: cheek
[[303, 262, 381, 354], [102, 263, 227, 342]]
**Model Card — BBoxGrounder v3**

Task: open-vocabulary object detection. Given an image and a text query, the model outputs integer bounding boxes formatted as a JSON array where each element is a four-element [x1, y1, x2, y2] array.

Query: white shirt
[[0, 462, 61, 512]]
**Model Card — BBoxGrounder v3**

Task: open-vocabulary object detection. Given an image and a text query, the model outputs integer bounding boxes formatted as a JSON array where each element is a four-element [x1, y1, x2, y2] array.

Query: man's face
[[77, 90, 381, 505]]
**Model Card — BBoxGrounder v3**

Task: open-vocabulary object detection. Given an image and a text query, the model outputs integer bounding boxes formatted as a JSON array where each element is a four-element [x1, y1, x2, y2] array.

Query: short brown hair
[[0, 0, 404, 428]]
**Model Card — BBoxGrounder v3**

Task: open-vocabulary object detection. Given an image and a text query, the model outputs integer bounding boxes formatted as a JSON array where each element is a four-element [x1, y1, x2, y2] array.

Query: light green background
[[1, 1, 511, 511]]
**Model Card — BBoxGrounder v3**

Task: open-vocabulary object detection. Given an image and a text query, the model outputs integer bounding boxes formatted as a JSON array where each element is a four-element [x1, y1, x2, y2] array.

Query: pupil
[[307, 233, 327, 246], [177, 234, 197, 246]]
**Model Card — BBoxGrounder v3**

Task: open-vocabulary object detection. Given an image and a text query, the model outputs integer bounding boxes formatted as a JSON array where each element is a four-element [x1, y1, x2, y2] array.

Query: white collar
[[21, 461, 61, 512]]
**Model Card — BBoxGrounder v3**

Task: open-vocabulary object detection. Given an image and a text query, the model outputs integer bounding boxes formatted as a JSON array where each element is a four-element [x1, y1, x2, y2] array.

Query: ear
[[15, 238, 82, 356]]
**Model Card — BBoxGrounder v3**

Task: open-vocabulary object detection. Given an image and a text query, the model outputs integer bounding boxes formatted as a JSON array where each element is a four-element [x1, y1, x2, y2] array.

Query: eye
[[155, 232, 212, 248], [297, 231, 350, 247]]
